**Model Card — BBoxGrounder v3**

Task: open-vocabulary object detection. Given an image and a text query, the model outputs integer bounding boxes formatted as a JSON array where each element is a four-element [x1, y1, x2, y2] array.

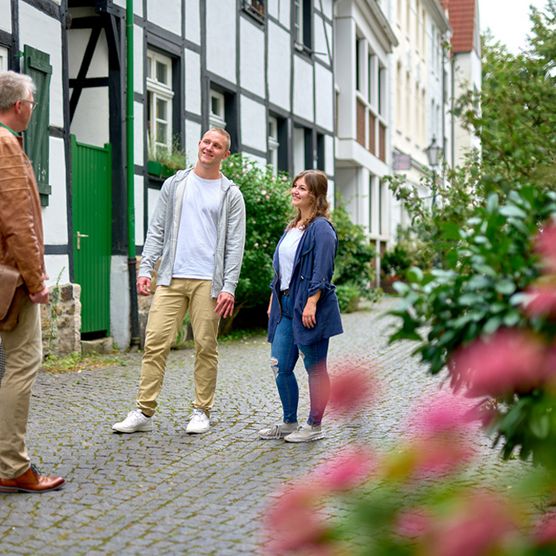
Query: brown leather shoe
[[0, 464, 65, 493]]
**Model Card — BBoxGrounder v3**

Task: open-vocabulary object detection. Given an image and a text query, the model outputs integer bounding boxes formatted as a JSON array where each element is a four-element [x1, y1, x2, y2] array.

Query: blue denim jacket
[[268, 217, 343, 345]]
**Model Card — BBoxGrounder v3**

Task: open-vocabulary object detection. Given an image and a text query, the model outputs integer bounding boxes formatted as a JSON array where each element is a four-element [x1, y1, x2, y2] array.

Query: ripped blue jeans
[[270, 294, 330, 426]]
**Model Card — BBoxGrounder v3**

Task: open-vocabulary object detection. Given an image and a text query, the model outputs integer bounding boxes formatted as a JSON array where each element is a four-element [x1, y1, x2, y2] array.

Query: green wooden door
[[71, 136, 112, 335]]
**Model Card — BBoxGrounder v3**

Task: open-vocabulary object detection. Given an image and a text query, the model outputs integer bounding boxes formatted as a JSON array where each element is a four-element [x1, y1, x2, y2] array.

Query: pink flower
[[424, 491, 519, 556], [411, 436, 474, 477], [523, 284, 556, 318], [395, 508, 432, 538], [328, 364, 376, 415], [409, 390, 480, 436], [534, 514, 556, 547], [262, 482, 328, 555], [313, 445, 376, 491], [449, 329, 547, 397], [535, 223, 556, 273]]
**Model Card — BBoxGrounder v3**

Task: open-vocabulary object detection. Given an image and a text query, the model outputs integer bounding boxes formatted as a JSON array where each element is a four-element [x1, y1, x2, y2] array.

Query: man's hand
[[29, 286, 49, 304], [137, 276, 152, 296], [215, 292, 235, 319]]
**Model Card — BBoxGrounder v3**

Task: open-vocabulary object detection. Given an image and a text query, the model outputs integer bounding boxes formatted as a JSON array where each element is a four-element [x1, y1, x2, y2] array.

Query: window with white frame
[[243, 0, 265, 19], [294, 0, 312, 50], [0, 47, 8, 72], [209, 90, 226, 128], [268, 116, 279, 174], [146, 50, 174, 153]]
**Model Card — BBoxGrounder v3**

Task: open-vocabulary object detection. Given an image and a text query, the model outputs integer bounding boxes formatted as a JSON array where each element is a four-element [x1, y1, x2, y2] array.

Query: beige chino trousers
[[0, 299, 42, 479], [136, 279, 220, 416]]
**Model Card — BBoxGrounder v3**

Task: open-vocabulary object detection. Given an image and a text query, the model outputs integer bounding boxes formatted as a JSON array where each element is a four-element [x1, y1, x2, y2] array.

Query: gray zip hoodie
[[138, 167, 246, 298]]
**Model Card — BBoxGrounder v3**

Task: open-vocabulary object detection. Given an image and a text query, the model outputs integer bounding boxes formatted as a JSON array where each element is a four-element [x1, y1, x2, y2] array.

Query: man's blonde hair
[[0, 71, 36, 112], [206, 127, 231, 151]]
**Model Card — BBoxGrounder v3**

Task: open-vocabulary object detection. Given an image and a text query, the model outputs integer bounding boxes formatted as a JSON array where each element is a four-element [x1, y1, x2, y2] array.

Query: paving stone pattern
[[0, 298, 527, 555]]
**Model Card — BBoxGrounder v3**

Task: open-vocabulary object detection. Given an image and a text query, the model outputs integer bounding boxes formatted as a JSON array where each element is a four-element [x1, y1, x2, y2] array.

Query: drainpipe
[[126, 0, 140, 348]]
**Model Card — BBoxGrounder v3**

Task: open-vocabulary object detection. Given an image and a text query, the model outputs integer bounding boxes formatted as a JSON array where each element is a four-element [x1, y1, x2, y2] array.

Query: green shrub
[[389, 184, 556, 467], [336, 283, 360, 313], [332, 204, 375, 296], [221, 154, 291, 309]]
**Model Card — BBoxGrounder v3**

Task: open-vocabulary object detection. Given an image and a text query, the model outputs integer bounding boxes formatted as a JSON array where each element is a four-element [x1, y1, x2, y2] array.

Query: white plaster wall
[[318, 0, 333, 20], [325, 134, 334, 176], [206, 0, 236, 84], [185, 49, 201, 115], [134, 174, 144, 246], [19, 3, 64, 127], [185, 0, 201, 44], [43, 136, 68, 244], [185, 119, 202, 165], [45, 255, 70, 287], [68, 28, 109, 78], [240, 96, 266, 152], [71, 87, 110, 146], [293, 126, 305, 175], [134, 101, 144, 166], [334, 17, 355, 138], [315, 64, 333, 132], [239, 19, 265, 97], [146, 0, 181, 37], [112, 0, 143, 17], [110, 255, 130, 349], [314, 14, 333, 67], [0, 0, 11, 32], [293, 56, 314, 120], [134, 25, 143, 95], [268, 0, 290, 27], [268, 23, 290, 110], [244, 152, 267, 167], [335, 167, 359, 219], [148, 187, 161, 225]]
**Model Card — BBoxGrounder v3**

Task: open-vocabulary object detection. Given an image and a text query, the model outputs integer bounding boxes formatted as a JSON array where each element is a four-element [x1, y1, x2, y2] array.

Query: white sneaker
[[186, 409, 210, 434], [258, 421, 299, 440], [112, 409, 153, 433], [284, 424, 324, 443]]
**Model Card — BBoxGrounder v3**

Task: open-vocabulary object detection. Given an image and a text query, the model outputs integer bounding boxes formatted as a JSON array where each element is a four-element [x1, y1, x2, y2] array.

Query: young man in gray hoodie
[[113, 128, 246, 434]]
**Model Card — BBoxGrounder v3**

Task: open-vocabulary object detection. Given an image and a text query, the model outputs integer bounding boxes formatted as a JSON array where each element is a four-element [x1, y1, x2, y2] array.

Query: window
[[378, 66, 385, 115], [368, 176, 374, 233], [293, 125, 312, 175], [242, 0, 265, 20], [0, 47, 8, 71], [379, 180, 386, 236], [294, 0, 312, 51], [269, 116, 289, 175], [209, 90, 226, 128], [355, 38, 361, 92], [316, 133, 325, 171], [146, 50, 174, 154], [367, 54, 374, 104], [209, 86, 238, 152]]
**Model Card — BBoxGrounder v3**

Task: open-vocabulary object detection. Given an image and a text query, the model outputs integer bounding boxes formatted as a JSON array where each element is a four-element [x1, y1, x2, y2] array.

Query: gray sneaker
[[112, 409, 153, 433], [284, 424, 324, 443], [258, 421, 298, 440]]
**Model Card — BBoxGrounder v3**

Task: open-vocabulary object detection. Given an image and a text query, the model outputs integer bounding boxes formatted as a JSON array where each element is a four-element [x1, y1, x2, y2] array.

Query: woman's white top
[[278, 227, 305, 290]]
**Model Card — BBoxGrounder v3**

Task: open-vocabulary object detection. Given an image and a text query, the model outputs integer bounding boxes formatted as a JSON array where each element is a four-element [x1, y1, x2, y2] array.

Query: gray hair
[[0, 71, 36, 112]]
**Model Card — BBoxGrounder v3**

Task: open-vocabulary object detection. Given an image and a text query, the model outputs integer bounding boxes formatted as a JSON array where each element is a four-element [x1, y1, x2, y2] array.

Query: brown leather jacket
[[0, 125, 45, 295]]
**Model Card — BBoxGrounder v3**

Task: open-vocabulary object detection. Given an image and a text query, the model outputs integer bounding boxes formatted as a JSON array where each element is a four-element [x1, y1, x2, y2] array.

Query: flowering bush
[[262, 370, 556, 556], [388, 184, 556, 468]]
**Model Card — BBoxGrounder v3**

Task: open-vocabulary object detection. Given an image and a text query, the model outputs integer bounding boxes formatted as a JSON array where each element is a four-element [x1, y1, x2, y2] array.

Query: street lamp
[[425, 136, 442, 208]]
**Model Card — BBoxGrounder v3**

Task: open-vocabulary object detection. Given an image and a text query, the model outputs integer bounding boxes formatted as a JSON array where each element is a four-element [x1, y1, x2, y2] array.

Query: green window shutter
[[23, 45, 52, 207]]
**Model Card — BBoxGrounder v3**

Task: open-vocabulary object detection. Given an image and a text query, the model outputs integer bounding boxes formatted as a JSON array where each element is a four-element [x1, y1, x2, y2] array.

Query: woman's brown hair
[[287, 170, 330, 229]]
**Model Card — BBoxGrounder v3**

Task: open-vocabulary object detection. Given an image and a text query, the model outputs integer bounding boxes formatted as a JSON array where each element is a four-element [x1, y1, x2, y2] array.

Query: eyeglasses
[[19, 99, 38, 111]]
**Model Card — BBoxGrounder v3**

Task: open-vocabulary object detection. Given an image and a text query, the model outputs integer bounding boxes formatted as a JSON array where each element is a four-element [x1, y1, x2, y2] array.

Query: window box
[[147, 160, 174, 179]]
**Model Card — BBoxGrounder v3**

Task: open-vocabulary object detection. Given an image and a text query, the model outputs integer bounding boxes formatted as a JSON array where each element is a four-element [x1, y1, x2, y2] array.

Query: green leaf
[[495, 279, 516, 295], [483, 316, 502, 335], [500, 205, 527, 219]]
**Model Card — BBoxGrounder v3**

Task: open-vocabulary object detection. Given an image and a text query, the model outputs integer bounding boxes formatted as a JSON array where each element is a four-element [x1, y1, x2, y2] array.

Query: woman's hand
[[267, 294, 273, 318], [302, 292, 321, 328]]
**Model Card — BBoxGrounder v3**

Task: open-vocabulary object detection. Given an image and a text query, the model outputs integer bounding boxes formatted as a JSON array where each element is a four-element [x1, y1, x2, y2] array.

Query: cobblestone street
[[0, 297, 527, 555]]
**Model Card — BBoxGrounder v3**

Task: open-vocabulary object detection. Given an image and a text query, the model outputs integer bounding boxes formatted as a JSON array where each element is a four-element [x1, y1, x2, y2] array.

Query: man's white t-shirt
[[278, 227, 305, 290], [172, 171, 223, 279]]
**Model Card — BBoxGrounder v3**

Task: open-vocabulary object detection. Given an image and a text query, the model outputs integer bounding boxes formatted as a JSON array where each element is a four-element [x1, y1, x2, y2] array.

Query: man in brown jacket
[[0, 71, 64, 492]]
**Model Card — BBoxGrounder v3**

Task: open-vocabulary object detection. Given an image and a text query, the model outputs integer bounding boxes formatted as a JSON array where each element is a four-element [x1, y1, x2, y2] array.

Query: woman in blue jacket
[[259, 170, 343, 443]]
